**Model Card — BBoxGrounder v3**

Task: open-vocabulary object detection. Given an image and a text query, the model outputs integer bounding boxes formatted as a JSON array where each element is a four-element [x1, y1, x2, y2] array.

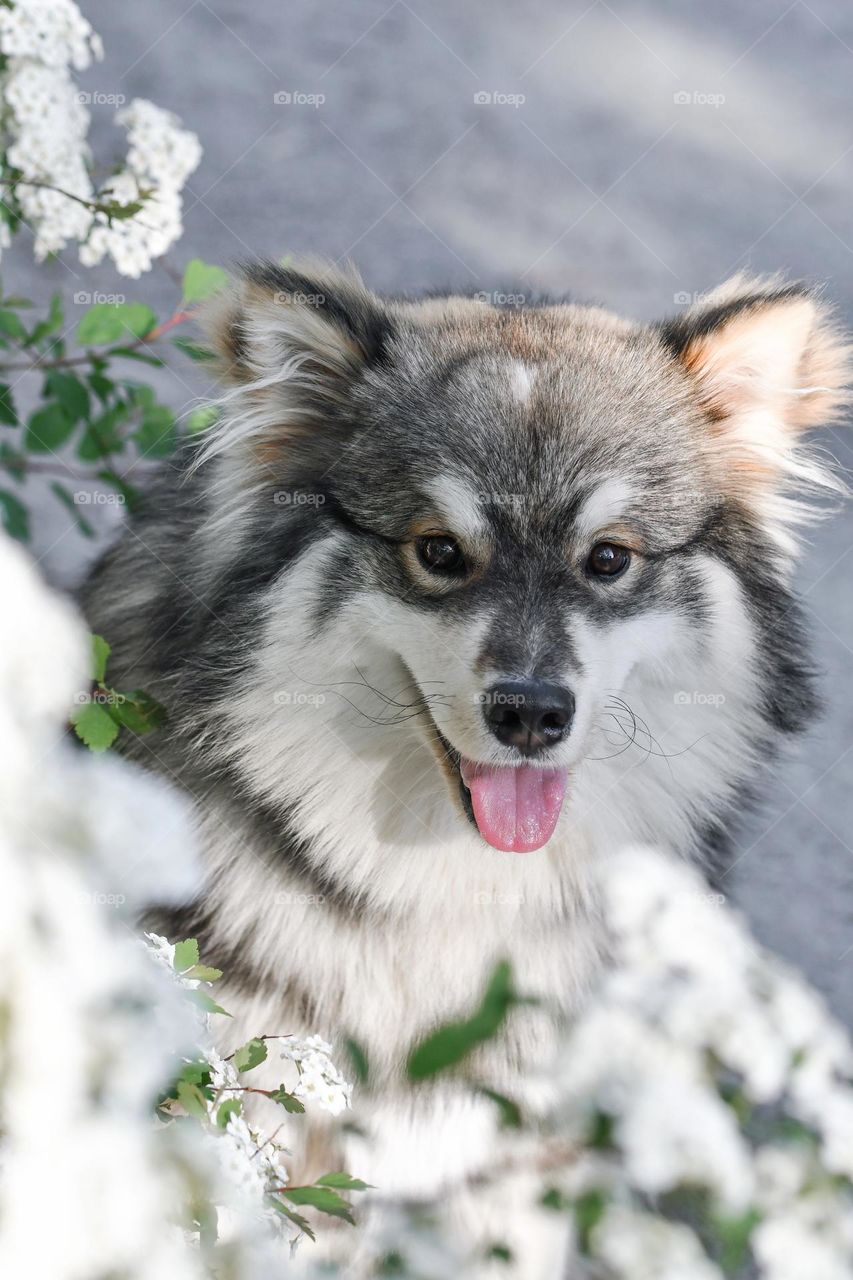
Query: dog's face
[[203, 265, 847, 855]]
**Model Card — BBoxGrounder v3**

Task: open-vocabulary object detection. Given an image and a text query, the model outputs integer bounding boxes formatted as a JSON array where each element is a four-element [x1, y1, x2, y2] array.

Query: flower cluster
[[81, 99, 202, 277], [553, 846, 853, 1280], [0, 0, 200, 273], [279, 1034, 354, 1116], [0, 529, 356, 1277]]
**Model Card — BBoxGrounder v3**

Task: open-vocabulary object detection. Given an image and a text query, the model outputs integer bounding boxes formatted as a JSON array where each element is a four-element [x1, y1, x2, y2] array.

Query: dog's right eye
[[416, 534, 466, 576]]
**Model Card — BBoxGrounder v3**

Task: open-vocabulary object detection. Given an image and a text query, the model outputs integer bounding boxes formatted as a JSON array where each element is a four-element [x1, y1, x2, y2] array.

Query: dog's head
[[200, 263, 848, 855]]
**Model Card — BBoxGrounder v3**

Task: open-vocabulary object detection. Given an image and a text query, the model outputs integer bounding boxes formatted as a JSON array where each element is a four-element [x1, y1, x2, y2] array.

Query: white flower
[[754, 1210, 853, 1280], [0, 7, 200, 274], [0, 0, 102, 70], [78, 99, 200, 277], [592, 1205, 724, 1280]]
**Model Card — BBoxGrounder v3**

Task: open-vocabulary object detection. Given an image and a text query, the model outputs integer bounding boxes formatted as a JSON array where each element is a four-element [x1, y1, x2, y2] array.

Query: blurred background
[[11, 0, 853, 1020]]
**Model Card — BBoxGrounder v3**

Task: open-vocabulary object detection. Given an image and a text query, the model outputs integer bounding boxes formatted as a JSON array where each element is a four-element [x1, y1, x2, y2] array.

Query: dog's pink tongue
[[460, 759, 568, 853]]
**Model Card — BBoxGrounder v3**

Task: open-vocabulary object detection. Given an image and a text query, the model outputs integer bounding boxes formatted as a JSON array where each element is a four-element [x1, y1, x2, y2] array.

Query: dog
[[82, 263, 849, 1275]]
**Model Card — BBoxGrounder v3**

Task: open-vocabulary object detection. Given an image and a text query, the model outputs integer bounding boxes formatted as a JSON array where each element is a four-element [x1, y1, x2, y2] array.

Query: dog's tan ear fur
[[659, 277, 851, 550], [197, 259, 393, 466]]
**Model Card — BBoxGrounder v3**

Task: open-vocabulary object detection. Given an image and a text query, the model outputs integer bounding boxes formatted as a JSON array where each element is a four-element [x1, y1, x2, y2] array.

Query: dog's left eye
[[586, 542, 631, 578], [416, 534, 466, 576]]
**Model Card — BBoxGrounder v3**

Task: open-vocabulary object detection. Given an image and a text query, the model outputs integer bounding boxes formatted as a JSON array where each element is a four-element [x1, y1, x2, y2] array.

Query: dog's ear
[[658, 277, 850, 547], [199, 259, 394, 464]]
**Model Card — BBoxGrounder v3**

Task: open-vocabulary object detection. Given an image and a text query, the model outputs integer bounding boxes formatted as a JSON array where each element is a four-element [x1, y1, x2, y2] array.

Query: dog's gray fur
[[82, 263, 849, 1275]]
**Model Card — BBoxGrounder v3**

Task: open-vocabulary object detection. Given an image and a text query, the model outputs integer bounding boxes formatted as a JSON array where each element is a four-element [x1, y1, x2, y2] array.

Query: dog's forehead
[[352, 307, 705, 535]]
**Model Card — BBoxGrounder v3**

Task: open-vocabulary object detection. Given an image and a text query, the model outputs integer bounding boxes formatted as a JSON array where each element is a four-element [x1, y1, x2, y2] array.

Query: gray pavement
[[9, 1, 853, 1019]]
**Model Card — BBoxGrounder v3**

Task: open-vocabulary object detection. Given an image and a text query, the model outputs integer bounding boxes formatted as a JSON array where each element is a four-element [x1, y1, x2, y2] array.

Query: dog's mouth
[[433, 727, 568, 854]]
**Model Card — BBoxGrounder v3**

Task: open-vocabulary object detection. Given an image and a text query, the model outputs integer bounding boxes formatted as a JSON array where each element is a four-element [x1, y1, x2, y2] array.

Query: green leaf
[[0, 444, 25, 482], [96, 468, 141, 511], [77, 404, 128, 460], [476, 1085, 523, 1129], [26, 292, 64, 346], [77, 302, 157, 345], [344, 1037, 370, 1085], [50, 480, 94, 537], [190, 989, 231, 1017], [176, 1080, 209, 1119], [0, 382, 17, 425], [46, 371, 90, 423], [90, 634, 111, 684], [0, 309, 27, 341], [232, 1038, 268, 1073], [572, 1189, 607, 1251], [216, 1098, 243, 1129], [70, 699, 120, 752], [486, 1244, 513, 1264], [0, 488, 28, 540], [184, 963, 223, 982], [173, 336, 215, 362], [182, 258, 228, 305], [315, 1172, 372, 1192], [134, 405, 176, 458], [109, 346, 164, 366], [713, 1209, 761, 1274], [185, 404, 219, 435], [406, 961, 516, 1080], [88, 372, 114, 403], [268, 1087, 305, 1113], [284, 1185, 355, 1226], [107, 688, 167, 735], [269, 1198, 316, 1242], [173, 938, 199, 972], [25, 403, 74, 453]]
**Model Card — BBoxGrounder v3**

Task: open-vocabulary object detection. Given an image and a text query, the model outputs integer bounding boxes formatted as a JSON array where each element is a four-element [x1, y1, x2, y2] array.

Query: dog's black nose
[[481, 679, 575, 754]]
